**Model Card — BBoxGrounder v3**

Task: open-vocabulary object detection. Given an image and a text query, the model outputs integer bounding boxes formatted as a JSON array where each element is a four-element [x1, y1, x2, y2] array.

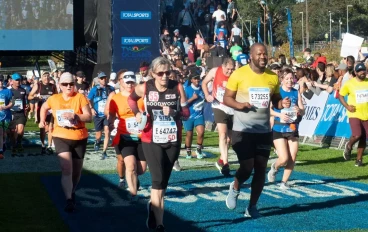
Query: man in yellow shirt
[[339, 63, 368, 167], [223, 43, 290, 218]]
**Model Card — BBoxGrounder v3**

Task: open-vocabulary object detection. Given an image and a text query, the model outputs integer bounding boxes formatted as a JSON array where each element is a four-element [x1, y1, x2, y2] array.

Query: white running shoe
[[267, 162, 278, 183], [173, 160, 181, 171]]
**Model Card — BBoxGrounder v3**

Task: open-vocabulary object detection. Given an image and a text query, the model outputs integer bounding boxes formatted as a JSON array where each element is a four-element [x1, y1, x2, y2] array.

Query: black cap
[[304, 48, 311, 53], [76, 71, 85, 77]]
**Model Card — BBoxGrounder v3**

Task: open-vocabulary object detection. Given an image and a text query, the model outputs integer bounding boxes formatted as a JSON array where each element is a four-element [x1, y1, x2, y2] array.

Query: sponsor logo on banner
[[299, 91, 329, 136], [121, 37, 151, 45], [314, 93, 351, 138], [121, 46, 152, 60], [121, 11, 152, 20]]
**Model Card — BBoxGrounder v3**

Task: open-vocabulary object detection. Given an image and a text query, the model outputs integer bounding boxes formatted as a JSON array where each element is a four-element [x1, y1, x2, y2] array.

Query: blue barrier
[[314, 94, 351, 138]]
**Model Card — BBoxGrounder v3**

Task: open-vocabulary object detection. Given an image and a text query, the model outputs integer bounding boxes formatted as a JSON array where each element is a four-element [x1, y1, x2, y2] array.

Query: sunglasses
[[61, 83, 75, 87], [155, 71, 171, 77]]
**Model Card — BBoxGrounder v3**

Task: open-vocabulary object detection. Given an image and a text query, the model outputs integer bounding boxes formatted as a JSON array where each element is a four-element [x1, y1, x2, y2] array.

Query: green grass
[[24, 120, 95, 132], [2, 131, 368, 231]]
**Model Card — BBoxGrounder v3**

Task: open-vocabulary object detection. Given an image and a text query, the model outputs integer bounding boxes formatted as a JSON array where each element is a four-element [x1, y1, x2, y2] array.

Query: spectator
[[195, 32, 205, 58], [188, 42, 195, 63], [183, 37, 190, 55], [303, 48, 314, 66]]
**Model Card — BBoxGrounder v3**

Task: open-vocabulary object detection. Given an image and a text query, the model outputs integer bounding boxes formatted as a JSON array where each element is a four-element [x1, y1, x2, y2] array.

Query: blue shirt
[[216, 28, 228, 38], [218, 39, 228, 49], [88, 85, 114, 117], [185, 83, 205, 119], [236, 54, 250, 65], [0, 88, 13, 121], [273, 87, 299, 133]]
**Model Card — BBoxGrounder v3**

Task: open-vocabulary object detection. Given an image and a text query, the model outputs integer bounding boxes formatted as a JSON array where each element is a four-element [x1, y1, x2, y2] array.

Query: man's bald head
[[250, 43, 267, 55]]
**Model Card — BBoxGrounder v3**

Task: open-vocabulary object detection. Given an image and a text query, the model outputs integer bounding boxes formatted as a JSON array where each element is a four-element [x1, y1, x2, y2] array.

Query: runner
[[183, 73, 205, 159], [340, 63, 368, 167], [128, 57, 189, 232], [29, 71, 58, 155], [9, 73, 28, 157], [88, 72, 115, 160], [224, 43, 290, 218], [75, 71, 90, 96], [109, 71, 146, 200], [0, 75, 13, 159], [39, 72, 91, 213], [104, 70, 126, 188], [202, 58, 235, 176], [267, 68, 304, 189]]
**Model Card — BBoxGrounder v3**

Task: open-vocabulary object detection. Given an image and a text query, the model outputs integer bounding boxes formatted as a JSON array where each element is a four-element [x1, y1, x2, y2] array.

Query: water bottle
[[138, 112, 147, 130]]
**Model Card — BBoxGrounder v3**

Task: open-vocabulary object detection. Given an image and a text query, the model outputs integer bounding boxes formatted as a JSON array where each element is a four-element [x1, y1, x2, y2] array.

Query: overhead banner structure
[[112, 0, 160, 72]]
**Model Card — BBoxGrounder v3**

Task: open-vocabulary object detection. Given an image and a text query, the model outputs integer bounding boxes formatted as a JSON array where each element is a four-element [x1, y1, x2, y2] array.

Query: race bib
[[125, 117, 140, 134], [98, 99, 106, 114], [280, 107, 297, 123], [240, 58, 248, 65], [355, 90, 368, 104], [14, 99, 23, 110], [152, 110, 177, 143], [249, 87, 270, 109], [216, 87, 225, 102], [56, 109, 76, 127]]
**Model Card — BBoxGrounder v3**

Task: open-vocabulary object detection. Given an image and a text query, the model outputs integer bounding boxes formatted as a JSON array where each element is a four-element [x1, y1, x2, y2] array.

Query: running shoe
[[118, 179, 126, 189], [173, 160, 181, 171], [226, 181, 240, 210], [186, 151, 192, 159], [46, 147, 53, 155], [0, 153, 4, 159], [196, 149, 204, 159], [221, 163, 230, 176], [146, 200, 156, 229], [279, 182, 290, 190], [355, 160, 363, 167], [130, 195, 139, 203], [64, 199, 75, 213], [267, 162, 278, 183], [343, 143, 351, 161], [100, 151, 107, 160], [155, 225, 166, 232], [94, 141, 100, 151], [71, 192, 77, 206], [11, 147, 17, 157], [17, 144, 24, 153], [244, 205, 262, 219], [41, 147, 47, 156]]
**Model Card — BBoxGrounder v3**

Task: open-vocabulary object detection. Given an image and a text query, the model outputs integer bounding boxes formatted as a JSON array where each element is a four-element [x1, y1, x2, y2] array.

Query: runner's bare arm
[[39, 101, 50, 127], [75, 104, 92, 123], [223, 88, 252, 110], [178, 83, 189, 119], [201, 67, 216, 102], [271, 93, 290, 110], [128, 83, 145, 115], [28, 84, 39, 100], [104, 91, 115, 117], [297, 92, 305, 116]]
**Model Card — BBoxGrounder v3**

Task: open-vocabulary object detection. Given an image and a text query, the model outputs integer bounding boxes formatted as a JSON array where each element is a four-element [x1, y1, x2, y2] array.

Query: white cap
[[59, 72, 74, 83], [110, 72, 117, 80], [122, 71, 136, 83]]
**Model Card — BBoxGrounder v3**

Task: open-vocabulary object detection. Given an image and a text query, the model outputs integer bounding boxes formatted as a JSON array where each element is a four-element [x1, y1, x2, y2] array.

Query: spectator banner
[[299, 91, 329, 136], [112, 0, 161, 72], [314, 93, 351, 138]]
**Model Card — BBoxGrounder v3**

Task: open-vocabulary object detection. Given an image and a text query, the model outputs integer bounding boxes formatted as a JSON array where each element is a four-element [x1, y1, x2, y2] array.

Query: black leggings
[[142, 142, 180, 189]]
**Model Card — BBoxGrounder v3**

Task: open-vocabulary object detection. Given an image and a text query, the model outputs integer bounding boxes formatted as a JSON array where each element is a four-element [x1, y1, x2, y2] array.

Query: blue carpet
[[41, 170, 368, 231]]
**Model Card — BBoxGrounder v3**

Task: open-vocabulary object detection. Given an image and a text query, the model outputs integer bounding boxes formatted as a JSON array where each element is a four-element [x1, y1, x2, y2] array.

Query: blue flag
[[257, 18, 262, 43], [286, 8, 294, 58], [268, 13, 273, 47]]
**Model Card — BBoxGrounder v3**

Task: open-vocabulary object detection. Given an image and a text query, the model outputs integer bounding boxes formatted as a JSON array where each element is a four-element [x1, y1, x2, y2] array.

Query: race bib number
[[97, 99, 106, 114], [216, 87, 225, 102], [249, 87, 270, 109], [14, 99, 23, 110], [152, 110, 177, 143], [125, 117, 140, 134], [280, 108, 297, 123], [355, 90, 368, 104], [149, 91, 159, 102], [56, 109, 76, 127]]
